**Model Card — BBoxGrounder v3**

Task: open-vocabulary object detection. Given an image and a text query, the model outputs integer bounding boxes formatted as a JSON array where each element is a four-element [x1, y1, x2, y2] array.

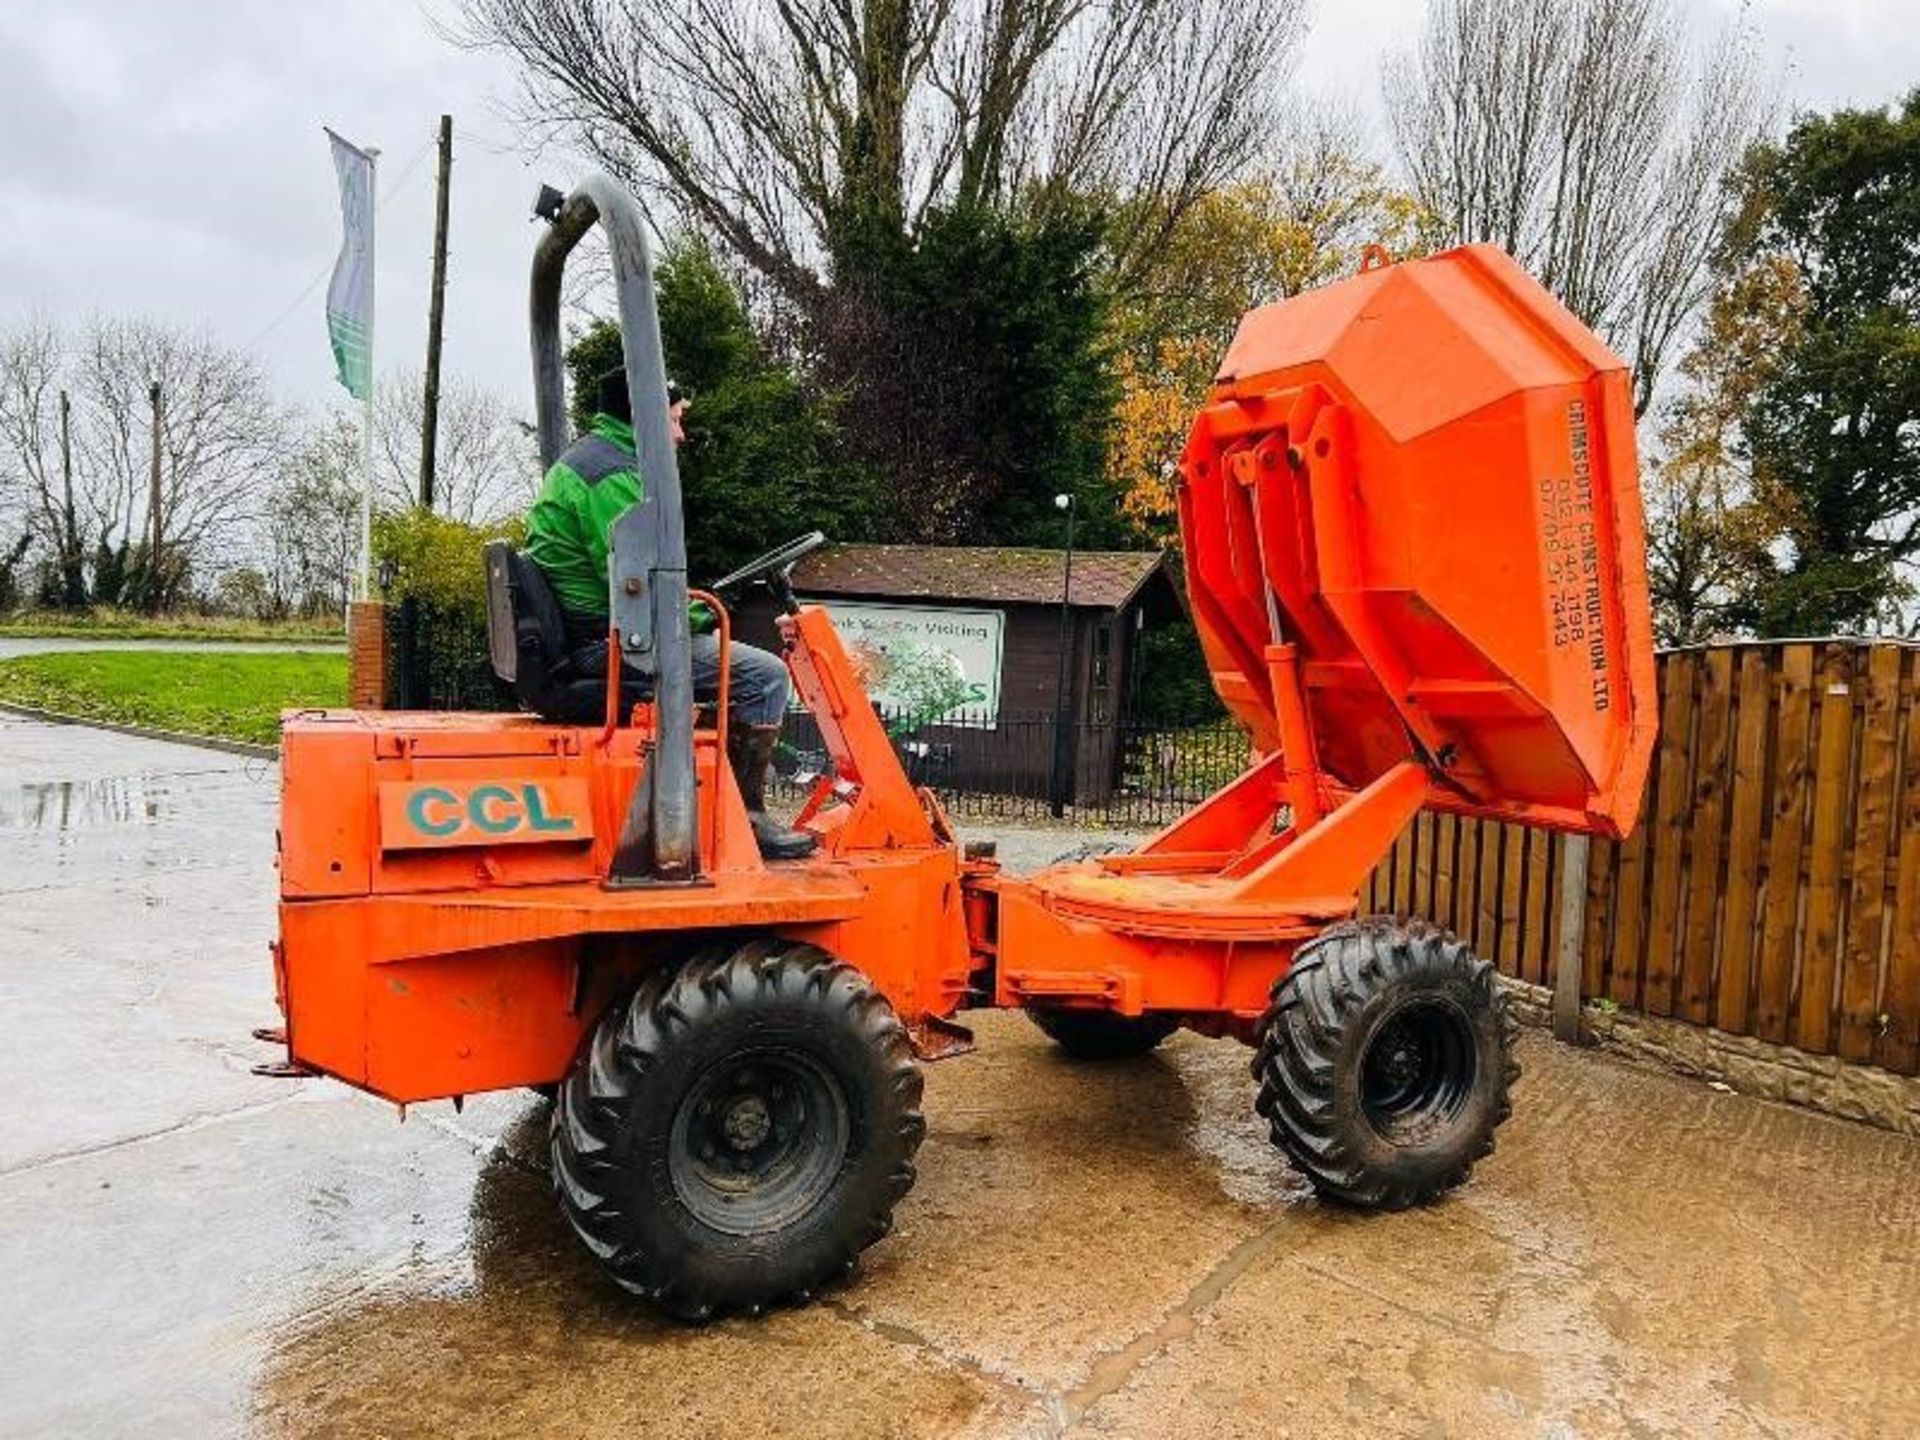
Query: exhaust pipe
[[529, 176, 698, 883]]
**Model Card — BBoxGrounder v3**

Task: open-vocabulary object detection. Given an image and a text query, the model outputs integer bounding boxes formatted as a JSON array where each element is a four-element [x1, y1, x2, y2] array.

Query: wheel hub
[[1359, 999, 1476, 1146], [1376, 1027, 1423, 1089], [723, 1094, 773, 1151], [670, 1048, 852, 1236]]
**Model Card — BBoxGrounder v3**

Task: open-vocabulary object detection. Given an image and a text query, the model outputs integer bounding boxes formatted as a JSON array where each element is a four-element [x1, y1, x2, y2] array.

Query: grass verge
[[0, 650, 346, 746], [0, 607, 345, 644]]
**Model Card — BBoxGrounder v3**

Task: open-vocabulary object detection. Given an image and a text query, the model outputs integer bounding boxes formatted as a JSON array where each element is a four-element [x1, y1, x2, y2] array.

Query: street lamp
[[1049, 492, 1078, 817]]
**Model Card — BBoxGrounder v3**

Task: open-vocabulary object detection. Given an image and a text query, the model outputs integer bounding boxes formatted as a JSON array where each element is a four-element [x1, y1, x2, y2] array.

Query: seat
[[483, 541, 648, 725]]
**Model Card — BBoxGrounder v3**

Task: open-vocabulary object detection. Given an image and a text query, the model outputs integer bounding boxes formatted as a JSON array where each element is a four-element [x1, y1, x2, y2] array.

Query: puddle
[[1163, 1033, 1314, 1210], [0, 775, 165, 830]]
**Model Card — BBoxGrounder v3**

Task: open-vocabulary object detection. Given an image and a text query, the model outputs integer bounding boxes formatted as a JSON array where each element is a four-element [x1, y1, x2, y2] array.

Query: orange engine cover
[[1180, 244, 1657, 837]]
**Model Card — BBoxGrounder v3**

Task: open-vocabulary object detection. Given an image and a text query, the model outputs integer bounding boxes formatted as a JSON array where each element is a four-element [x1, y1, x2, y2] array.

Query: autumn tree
[[1643, 257, 1804, 642], [1107, 115, 1437, 543], [1724, 94, 1920, 635], [1385, 0, 1766, 414]]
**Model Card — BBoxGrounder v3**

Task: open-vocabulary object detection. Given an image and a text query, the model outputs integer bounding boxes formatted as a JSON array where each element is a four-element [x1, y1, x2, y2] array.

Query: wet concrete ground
[[4, 712, 1919, 1438]]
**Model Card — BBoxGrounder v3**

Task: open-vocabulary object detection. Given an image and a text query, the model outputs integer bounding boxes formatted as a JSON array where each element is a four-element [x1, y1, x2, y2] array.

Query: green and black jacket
[[525, 413, 712, 645]]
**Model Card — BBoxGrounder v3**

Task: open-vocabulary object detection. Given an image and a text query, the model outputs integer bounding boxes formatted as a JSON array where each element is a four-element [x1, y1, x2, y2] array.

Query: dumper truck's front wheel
[[1253, 918, 1517, 1210], [551, 938, 925, 1320]]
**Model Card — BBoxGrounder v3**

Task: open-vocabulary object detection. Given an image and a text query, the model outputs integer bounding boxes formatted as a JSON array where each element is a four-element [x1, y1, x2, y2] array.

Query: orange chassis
[[273, 599, 1412, 1105]]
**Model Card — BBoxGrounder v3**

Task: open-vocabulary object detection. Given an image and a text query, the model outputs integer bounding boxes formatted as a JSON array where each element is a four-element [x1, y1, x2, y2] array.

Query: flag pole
[[359, 146, 380, 601]]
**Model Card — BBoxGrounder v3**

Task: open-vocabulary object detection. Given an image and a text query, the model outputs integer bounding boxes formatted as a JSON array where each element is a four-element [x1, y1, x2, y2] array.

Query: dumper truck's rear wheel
[[551, 938, 925, 1320], [1253, 917, 1516, 1210]]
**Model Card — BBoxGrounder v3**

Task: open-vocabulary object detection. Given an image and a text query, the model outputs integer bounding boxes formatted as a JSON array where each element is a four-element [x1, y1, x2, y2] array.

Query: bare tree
[[0, 319, 84, 604], [459, 0, 1305, 301], [271, 415, 364, 617], [373, 371, 538, 523], [1385, 0, 1766, 414], [76, 318, 287, 596], [1262, 104, 1441, 293]]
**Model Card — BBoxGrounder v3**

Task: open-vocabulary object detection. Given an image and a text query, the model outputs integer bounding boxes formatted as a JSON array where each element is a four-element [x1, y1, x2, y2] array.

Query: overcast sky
[[3, 0, 1914, 425]]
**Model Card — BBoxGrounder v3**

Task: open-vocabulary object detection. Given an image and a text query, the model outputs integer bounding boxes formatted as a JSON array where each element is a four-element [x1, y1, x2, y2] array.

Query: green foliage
[[562, 214, 1126, 564], [655, 242, 757, 393], [565, 320, 624, 434], [0, 650, 344, 746], [372, 509, 525, 715], [821, 202, 1125, 549], [216, 567, 277, 621], [1728, 92, 1920, 634], [91, 540, 130, 608], [565, 240, 874, 582], [372, 507, 523, 620], [1130, 619, 1225, 726], [0, 533, 31, 612], [114, 540, 191, 615], [656, 241, 876, 581]]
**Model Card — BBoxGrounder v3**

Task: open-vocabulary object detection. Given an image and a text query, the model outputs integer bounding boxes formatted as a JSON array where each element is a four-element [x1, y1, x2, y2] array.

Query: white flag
[[324, 129, 374, 401]]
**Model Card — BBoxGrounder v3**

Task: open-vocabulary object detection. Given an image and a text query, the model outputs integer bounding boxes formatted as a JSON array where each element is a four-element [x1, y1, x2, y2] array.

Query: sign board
[[379, 778, 594, 851], [804, 599, 1005, 724]]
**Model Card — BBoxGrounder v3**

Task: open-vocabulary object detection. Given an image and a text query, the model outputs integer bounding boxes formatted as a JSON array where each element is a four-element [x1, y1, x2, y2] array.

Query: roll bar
[[530, 176, 697, 884]]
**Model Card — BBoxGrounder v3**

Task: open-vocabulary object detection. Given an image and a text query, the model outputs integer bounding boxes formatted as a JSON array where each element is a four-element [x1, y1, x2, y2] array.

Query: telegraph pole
[[58, 390, 80, 606], [418, 113, 453, 511], [148, 379, 163, 613]]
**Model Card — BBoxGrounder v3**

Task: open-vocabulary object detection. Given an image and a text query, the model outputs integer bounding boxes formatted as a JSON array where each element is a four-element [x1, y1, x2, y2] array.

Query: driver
[[524, 368, 816, 860]]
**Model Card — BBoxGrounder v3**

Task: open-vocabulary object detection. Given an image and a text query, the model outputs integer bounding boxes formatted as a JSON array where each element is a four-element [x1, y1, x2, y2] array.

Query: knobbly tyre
[[258, 177, 1657, 1320]]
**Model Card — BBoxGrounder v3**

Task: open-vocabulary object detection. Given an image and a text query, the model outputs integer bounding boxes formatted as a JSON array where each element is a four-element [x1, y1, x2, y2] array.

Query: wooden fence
[[1362, 640, 1920, 1076]]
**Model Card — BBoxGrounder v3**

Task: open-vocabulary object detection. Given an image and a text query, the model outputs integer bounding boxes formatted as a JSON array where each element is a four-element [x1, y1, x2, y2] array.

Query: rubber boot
[[728, 723, 818, 860]]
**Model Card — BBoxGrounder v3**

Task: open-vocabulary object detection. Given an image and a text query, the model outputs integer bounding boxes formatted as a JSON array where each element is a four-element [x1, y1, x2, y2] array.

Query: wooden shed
[[733, 542, 1182, 803]]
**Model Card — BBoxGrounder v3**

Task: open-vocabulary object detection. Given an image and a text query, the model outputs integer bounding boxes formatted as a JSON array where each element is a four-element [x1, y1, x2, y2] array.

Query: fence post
[[346, 599, 387, 710], [1553, 833, 1591, 1043]]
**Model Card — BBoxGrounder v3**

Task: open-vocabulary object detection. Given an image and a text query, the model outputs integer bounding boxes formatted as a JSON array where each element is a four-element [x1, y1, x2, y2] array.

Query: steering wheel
[[709, 531, 826, 612]]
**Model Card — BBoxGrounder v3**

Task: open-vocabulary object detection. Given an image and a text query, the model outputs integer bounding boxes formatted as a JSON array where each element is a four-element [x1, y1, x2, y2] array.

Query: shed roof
[[794, 543, 1168, 611]]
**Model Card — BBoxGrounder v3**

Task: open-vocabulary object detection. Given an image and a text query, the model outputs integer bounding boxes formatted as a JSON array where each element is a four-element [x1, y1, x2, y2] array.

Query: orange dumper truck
[[259, 176, 1656, 1320]]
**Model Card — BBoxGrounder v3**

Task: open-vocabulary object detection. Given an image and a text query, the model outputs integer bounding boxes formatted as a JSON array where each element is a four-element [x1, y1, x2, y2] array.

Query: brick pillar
[[347, 600, 389, 710]]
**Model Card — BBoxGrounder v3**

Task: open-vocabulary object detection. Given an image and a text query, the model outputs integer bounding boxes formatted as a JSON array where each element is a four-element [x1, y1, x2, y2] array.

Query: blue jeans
[[567, 632, 791, 728]]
